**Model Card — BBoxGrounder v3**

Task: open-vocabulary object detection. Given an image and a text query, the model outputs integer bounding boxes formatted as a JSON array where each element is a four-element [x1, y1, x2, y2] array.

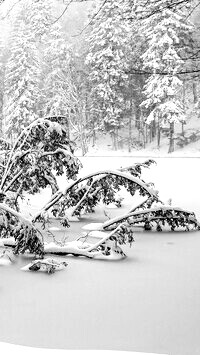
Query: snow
[[0, 236, 16, 247], [0, 343, 165, 355], [82, 223, 104, 231], [1, 156, 200, 355], [75, 134, 200, 157], [0, 256, 12, 266]]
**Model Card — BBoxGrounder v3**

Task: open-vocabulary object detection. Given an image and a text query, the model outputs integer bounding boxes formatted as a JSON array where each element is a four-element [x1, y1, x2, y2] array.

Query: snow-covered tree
[[2, 0, 61, 139], [0, 34, 7, 134], [0, 116, 81, 209], [42, 22, 73, 122], [139, 1, 192, 152], [3, 3, 41, 139], [27, 0, 54, 40], [0, 115, 81, 256], [85, 0, 131, 149]]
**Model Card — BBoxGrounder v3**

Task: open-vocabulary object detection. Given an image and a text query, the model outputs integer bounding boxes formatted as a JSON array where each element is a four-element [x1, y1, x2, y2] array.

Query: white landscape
[[0, 155, 200, 355], [0, 1, 200, 355]]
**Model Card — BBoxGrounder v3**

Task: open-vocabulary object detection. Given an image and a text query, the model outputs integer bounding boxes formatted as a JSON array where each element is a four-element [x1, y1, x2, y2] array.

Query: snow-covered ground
[[76, 119, 200, 157], [80, 138, 200, 157], [1, 156, 200, 355]]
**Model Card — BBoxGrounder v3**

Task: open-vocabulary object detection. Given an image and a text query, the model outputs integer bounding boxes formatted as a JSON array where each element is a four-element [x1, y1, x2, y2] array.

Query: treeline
[[0, 0, 200, 153]]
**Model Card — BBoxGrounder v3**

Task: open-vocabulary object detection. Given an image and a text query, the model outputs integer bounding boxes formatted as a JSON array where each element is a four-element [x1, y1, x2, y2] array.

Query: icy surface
[[0, 157, 200, 355], [82, 223, 103, 231]]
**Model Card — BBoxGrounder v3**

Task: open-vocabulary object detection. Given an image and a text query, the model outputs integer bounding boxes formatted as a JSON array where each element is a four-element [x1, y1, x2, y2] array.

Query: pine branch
[[4, 169, 24, 193], [86, 223, 123, 252]]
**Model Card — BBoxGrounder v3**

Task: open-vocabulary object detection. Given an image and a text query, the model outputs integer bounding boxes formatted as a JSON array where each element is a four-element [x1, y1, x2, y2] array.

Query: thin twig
[[51, 0, 74, 26], [72, 0, 108, 37]]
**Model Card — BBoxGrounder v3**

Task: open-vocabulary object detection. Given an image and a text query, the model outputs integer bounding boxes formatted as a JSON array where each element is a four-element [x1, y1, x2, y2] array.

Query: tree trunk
[[168, 122, 175, 153], [149, 122, 154, 143], [152, 120, 156, 138], [135, 105, 140, 129], [128, 115, 132, 152], [192, 81, 198, 104], [157, 120, 161, 148], [128, 100, 133, 152], [181, 121, 185, 137], [181, 79, 186, 137], [111, 130, 118, 150], [145, 123, 148, 144], [92, 121, 96, 146]]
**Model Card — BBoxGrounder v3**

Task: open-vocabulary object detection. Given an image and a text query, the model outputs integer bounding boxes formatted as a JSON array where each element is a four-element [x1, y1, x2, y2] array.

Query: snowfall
[[0, 152, 200, 355]]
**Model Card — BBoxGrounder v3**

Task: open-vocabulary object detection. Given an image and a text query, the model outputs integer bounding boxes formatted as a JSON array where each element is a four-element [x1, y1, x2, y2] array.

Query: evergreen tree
[[139, 1, 192, 153], [27, 0, 54, 40], [0, 35, 7, 134], [42, 22, 73, 121], [3, 1, 41, 139], [3, 0, 60, 139], [85, 0, 131, 149], [3, 23, 40, 139]]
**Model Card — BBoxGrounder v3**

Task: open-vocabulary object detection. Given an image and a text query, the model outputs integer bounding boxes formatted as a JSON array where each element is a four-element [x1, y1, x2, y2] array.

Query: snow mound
[[82, 223, 103, 231], [48, 227, 62, 231], [0, 250, 16, 266], [67, 216, 80, 222], [88, 230, 109, 238]]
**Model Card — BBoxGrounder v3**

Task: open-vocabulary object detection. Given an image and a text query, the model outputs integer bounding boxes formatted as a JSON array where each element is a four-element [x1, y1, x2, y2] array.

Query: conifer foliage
[[86, 0, 131, 149], [42, 22, 73, 118], [139, 1, 193, 152], [0, 116, 81, 208], [3, 8, 40, 138]]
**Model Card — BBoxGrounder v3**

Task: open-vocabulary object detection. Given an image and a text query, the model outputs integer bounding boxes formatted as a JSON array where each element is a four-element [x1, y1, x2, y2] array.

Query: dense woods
[[0, 0, 200, 154]]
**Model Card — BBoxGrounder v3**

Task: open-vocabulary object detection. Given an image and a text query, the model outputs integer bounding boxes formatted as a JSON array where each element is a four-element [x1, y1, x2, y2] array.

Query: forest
[[0, 0, 199, 266], [0, 0, 200, 155], [1, 3, 200, 355]]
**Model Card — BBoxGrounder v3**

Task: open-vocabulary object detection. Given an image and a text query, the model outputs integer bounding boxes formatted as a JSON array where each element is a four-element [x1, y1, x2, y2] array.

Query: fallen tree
[[1, 160, 157, 261], [0, 135, 199, 262], [33, 163, 160, 223], [0, 220, 135, 261], [97, 205, 200, 232]]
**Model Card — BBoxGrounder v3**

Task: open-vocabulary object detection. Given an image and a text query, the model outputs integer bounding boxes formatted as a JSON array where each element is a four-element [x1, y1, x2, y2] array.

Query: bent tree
[[30, 161, 200, 260], [33, 159, 159, 220], [0, 115, 81, 208], [0, 116, 81, 255], [0, 128, 199, 261]]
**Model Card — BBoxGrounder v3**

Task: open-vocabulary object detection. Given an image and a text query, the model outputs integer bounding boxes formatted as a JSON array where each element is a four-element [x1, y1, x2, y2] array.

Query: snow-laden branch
[[0, 203, 34, 228], [69, 179, 95, 216], [44, 222, 129, 260], [4, 169, 23, 193], [127, 197, 153, 214], [43, 171, 59, 195], [40, 147, 74, 159], [102, 205, 200, 230], [33, 169, 159, 221]]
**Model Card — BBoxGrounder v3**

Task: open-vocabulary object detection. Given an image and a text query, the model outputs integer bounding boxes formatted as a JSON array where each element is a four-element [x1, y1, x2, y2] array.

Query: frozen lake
[[0, 157, 200, 355]]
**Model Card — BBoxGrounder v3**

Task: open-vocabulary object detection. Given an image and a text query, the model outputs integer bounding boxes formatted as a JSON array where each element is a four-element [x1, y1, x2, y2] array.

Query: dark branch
[[72, 0, 108, 37], [51, 0, 74, 25], [127, 68, 200, 76]]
